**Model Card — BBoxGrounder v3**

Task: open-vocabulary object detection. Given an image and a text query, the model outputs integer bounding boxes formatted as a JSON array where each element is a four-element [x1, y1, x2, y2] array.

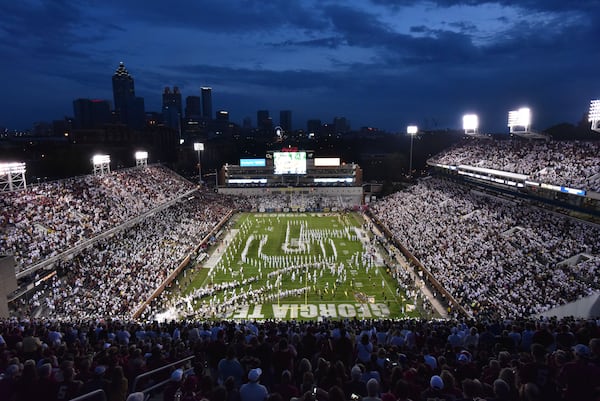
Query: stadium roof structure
[[0, 162, 27, 192]]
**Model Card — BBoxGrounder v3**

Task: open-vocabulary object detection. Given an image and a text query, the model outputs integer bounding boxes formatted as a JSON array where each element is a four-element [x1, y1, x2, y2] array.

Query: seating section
[[430, 139, 600, 192], [0, 166, 196, 270], [371, 177, 600, 318]]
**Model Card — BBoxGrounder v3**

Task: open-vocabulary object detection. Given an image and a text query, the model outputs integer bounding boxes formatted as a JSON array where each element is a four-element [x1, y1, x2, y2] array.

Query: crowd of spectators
[[240, 194, 357, 211], [0, 166, 197, 271], [429, 139, 600, 192], [370, 177, 600, 318], [0, 316, 598, 401], [13, 191, 244, 321]]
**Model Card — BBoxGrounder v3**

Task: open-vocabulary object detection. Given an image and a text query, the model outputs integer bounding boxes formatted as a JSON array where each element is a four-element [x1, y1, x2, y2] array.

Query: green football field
[[174, 212, 420, 321]]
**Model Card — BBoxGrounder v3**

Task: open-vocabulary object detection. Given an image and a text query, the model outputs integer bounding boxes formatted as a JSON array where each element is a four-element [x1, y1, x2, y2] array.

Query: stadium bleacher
[[0, 138, 599, 400], [429, 139, 600, 193]]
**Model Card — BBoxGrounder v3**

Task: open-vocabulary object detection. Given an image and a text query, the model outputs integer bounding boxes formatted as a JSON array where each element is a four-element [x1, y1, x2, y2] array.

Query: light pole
[[407, 125, 418, 177], [194, 142, 204, 184]]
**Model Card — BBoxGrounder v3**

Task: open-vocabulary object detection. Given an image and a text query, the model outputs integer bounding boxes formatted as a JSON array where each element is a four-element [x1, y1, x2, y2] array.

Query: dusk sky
[[2, 0, 599, 133]]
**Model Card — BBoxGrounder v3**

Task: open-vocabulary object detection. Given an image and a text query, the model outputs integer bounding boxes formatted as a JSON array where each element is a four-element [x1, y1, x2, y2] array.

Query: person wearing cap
[[420, 375, 451, 401], [558, 344, 600, 401], [80, 365, 110, 399], [163, 369, 184, 401], [240, 368, 268, 401]]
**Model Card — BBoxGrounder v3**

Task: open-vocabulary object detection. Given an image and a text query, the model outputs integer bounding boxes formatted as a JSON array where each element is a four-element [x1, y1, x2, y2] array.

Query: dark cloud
[[370, 0, 600, 13], [270, 37, 345, 49], [1, 0, 598, 132]]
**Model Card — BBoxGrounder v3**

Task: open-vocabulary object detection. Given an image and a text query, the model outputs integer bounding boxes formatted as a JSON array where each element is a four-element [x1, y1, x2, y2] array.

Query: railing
[[69, 389, 107, 401], [130, 355, 196, 394]]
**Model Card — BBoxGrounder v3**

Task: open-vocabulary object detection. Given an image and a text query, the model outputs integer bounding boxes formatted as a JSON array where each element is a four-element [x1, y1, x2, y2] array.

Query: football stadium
[[1, 122, 600, 400]]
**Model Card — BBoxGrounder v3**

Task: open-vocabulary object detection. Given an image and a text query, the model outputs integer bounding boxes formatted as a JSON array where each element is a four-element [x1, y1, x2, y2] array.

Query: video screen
[[240, 158, 266, 167], [273, 151, 306, 174]]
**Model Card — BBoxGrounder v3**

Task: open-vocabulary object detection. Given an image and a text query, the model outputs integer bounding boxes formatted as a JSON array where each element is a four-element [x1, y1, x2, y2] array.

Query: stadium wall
[[0, 256, 17, 318], [538, 292, 600, 319], [219, 186, 363, 201]]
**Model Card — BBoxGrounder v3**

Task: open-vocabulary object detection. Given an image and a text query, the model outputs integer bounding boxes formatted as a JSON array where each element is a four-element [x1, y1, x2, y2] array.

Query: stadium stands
[[1, 166, 196, 271], [370, 177, 600, 318], [1, 143, 599, 400], [429, 139, 600, 192], [0, 316, 598, 401]]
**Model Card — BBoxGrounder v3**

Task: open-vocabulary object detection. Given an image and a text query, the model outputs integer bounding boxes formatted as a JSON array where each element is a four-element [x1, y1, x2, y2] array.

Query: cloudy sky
[[1, 0, 599, 132]]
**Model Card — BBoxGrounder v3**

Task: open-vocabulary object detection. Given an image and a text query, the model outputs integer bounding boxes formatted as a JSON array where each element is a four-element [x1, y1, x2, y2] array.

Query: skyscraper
[[162, 87, 182, 129], [112, 62, 135, 123], [201, 87, 213, 120], [257, 110, 271, 132], [185, 96, 201, 118], [280, 110, 292, 132], [73, 98, 111, 129]]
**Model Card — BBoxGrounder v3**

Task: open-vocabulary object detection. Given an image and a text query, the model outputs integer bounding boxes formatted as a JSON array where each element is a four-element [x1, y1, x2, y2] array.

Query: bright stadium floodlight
[[194, 143, 204, 184], [92, 154, 110, 176], [0, 162, 27, 192], [463, 114, 479, 135], [508, 107, 531, 134], [589, 99, 600, 133], [135, 151, 148, 167], [407, 125, 418, 177]]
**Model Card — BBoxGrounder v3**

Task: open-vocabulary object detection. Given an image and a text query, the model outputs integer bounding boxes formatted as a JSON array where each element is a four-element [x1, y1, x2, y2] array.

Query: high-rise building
[[333, 116, 350, 134], [307, 119, 322, 135], [185, 96, 201, 118], [162, 87, 182, 129], [201, 87, 213, 120], [257, 110, 272, 132], [112, 62, 135, 123], [216, 110, 229, 121], [73, 98, 111, 129], [280, 110, 292, 132], [126, 96, 146, 130]]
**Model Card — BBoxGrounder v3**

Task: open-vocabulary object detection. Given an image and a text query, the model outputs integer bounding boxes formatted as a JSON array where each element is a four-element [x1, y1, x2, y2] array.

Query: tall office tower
[[216, 110, 229, 121], [201, 87, 213, 120], [162, 87, 182, 129], [73, 98, 111, 129], [112, 62, 135, 123], [257, 110, 271, 131], [333, 116, 350, 134], [307, 119, 322, 135], [280, 110, 292, 132], [185, 96, 201, 118], [126, 96, 146, 130]]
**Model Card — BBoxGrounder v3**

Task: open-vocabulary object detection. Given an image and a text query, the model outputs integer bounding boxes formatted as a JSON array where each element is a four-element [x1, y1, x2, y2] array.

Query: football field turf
[[179, 212, 419, 320]]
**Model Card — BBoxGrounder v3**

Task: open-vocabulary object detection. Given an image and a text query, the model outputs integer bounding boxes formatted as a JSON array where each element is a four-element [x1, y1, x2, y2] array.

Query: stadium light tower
[[134, 151, 148, 167], [589, 99, 600, 133], [508, 107, 531, 135], [463, 114, 479, 136], [194, 142, 204, 184], [0, 162, 27, 192], [92, 155, 110, 176], [407, 125, 418, 177]]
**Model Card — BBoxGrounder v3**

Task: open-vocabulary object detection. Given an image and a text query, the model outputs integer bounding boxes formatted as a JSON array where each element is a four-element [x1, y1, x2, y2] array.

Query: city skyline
[[2, 0, 599, 132]]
